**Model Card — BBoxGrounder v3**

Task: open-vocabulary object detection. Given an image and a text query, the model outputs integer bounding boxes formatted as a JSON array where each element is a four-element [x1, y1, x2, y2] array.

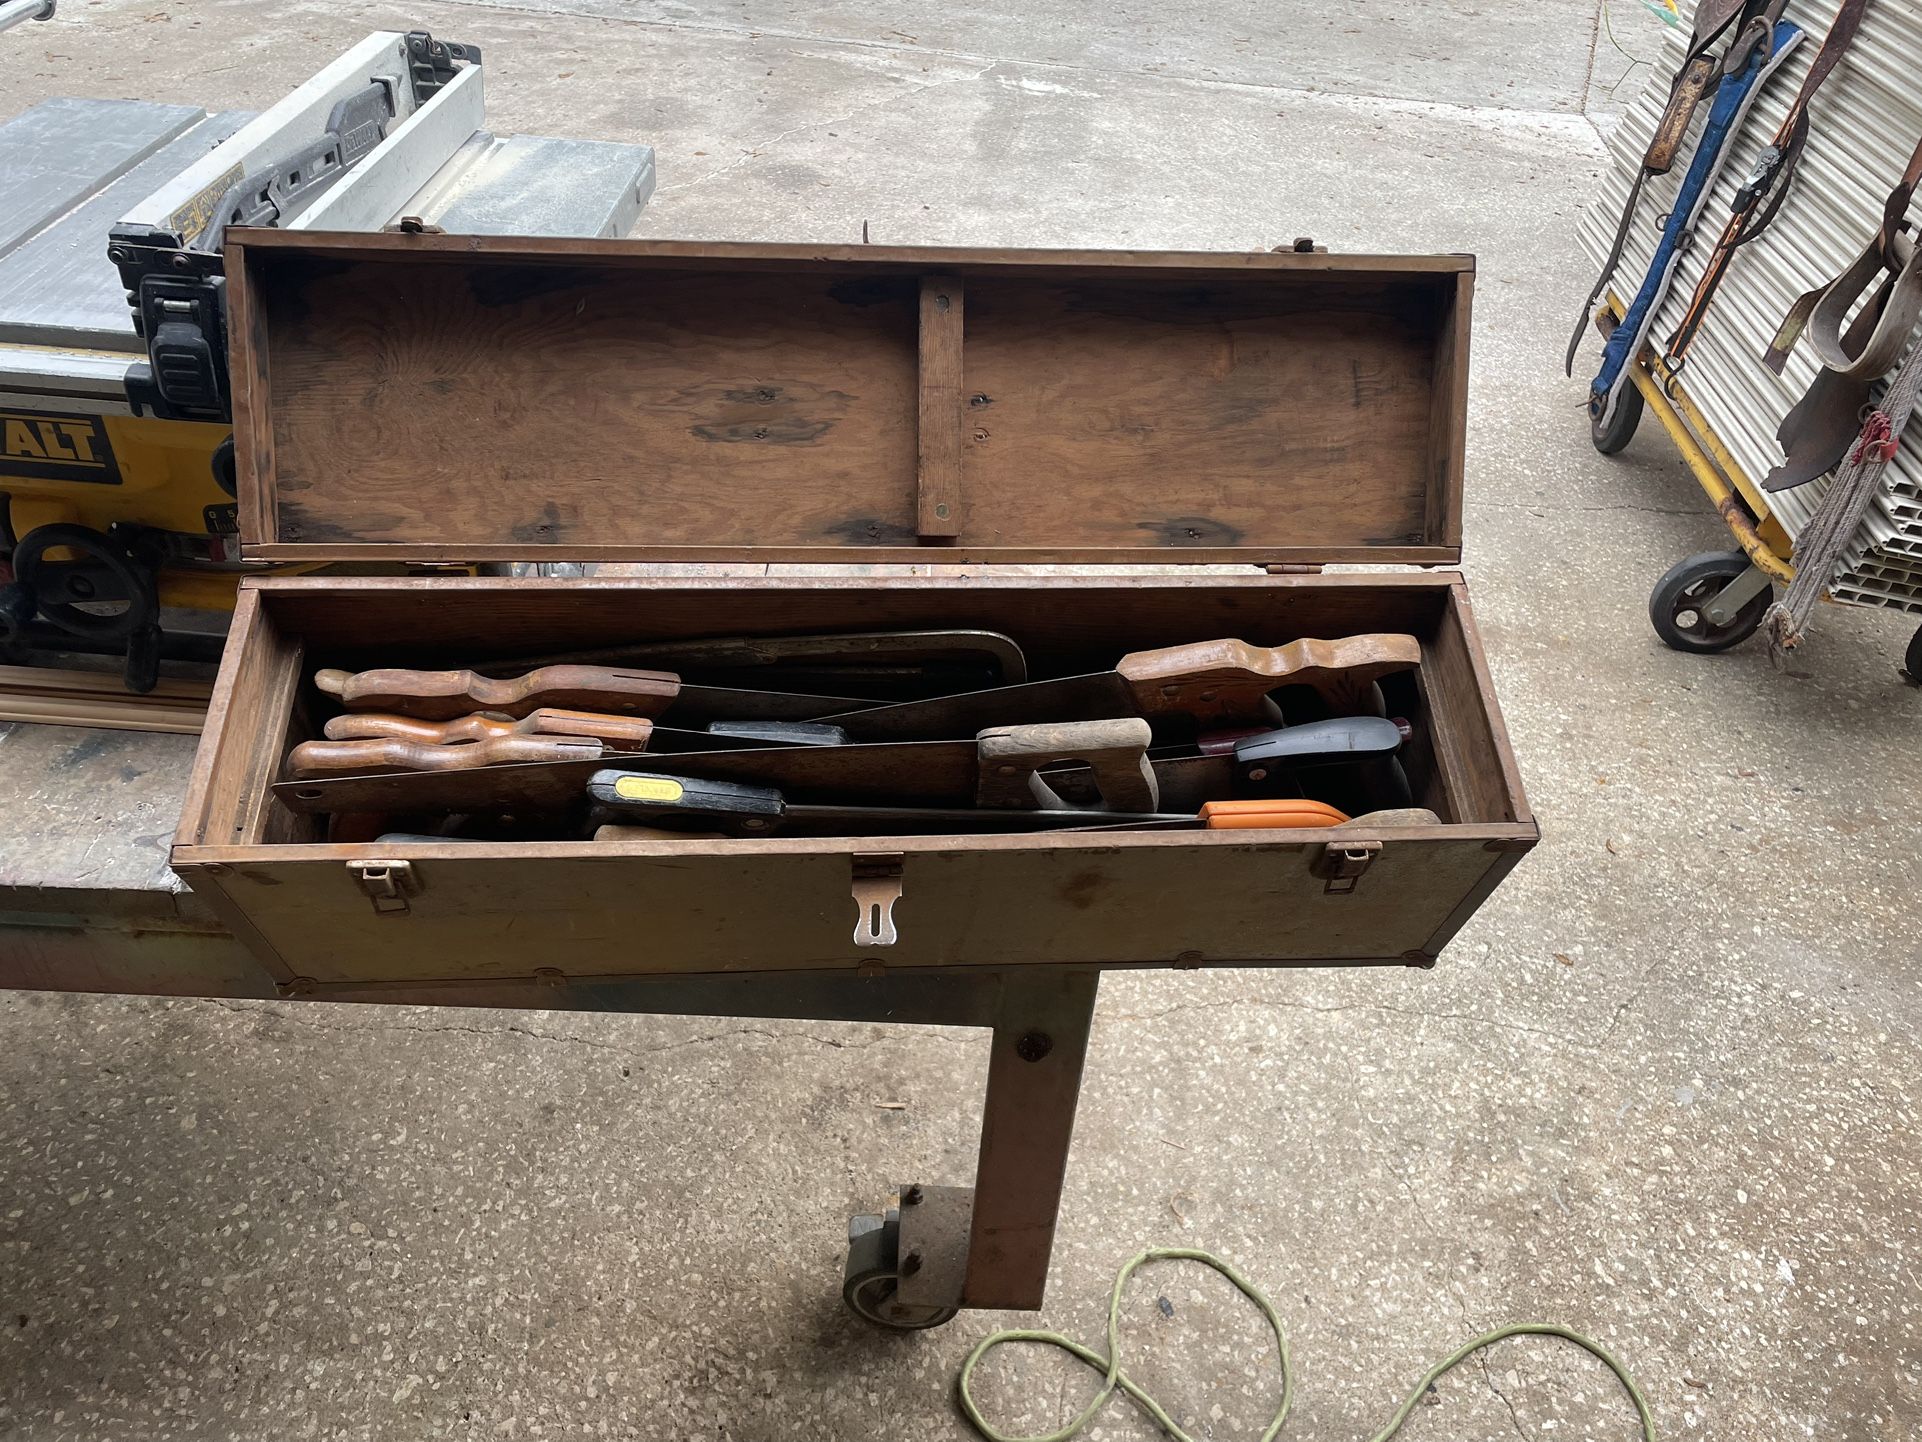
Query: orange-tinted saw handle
[[324, 708, 656, 749], [1199, 798, 1351, 830], [314, 665, 681, 720], [1115, 635, 1422, 723], [286, 733, 607, 778]]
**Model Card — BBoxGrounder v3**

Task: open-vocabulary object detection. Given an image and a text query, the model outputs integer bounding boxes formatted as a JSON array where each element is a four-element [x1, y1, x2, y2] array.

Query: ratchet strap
[[1565, 0, 1772, 375], [1585, 20, 1804, 430], [1761, 133, 1922, 490], [1662, 0, 1876, 371]]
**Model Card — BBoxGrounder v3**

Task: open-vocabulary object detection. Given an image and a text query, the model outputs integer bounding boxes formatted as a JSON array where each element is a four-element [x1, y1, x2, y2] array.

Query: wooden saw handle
[[1116, 635, 1422, 723], [287, 733, 607, 779], [1644, 53, 1719, 174], [975, 717, 1159, 812], [323, 708, 656, 749], [314, 665, 680, 720]]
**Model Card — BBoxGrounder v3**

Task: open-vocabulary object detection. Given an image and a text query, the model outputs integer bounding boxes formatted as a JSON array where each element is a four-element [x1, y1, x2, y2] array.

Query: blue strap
[[1589, 20, 1803, 419]]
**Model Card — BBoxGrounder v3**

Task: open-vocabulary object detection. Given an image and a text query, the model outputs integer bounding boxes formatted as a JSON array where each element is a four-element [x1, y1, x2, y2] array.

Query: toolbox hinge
[[851, 854, 905, 949], [1312, 839, 1380, 894], [1262, 563, 1323, 575], [348, 858, 420, 915]]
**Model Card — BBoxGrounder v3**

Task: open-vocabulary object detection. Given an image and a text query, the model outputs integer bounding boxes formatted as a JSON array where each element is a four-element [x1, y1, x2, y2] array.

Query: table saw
[[0, 29, 654, 687]]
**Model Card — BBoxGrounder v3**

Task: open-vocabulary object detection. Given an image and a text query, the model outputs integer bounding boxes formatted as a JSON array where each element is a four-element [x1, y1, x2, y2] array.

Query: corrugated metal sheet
[[1577, 0, 1922, 614]]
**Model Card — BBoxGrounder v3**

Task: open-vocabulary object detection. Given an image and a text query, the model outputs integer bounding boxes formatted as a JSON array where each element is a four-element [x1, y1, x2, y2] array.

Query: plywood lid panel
[[229, 233, 1471, 565]]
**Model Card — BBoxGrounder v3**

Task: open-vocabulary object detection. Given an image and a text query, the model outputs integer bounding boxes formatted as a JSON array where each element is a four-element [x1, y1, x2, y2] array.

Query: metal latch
[[1312, 839, 1380, 894], [851, 854, 904, 948], [348, 859, 419, 915]]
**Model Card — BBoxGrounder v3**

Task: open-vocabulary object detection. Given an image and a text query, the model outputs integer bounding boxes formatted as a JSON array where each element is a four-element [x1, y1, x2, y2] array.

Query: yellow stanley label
[[0, 411, 122, 485], [612, 775, 685, 803]]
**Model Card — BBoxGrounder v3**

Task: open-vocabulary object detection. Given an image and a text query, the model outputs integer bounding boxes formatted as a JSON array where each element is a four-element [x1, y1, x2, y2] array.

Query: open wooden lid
[[227, 232, 1471, 567]]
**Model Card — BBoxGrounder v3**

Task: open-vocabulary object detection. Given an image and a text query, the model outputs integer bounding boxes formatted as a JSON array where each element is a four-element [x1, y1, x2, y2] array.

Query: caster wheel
[[1648, 551, 1771, 653], [1590, 382, 1644, 455], [1905, 622, 1922, 682], [842, 1211, 957, 1331]]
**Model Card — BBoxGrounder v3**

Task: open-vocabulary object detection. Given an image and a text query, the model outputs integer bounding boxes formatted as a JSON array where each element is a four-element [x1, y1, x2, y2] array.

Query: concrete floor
[[4, 1, 1921, 1438]]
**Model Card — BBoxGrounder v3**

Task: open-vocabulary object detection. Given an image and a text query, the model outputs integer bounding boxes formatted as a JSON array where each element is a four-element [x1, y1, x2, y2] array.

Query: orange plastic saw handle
[[287, 733, 607, 779], [323, 708, 656, 749], [314, 665, 680, 721], [1115, 635, 1422, 723], [1199, 798, 1351, 830]]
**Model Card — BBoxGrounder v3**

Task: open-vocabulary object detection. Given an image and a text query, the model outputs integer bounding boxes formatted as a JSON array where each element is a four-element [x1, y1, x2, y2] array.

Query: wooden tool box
[[173, 232, 1535, 993]]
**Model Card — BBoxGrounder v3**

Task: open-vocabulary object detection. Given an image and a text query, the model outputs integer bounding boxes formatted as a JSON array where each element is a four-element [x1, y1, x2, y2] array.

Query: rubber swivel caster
[[1905, 622, 1922, 683], [1590, 383, 1644, 456], [842, 1210, 958, 1331], [1649, 551, 1772, 653]]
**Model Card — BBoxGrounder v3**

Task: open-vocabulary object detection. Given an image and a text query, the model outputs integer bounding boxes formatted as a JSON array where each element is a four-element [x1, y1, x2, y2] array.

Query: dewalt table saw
[[0, 29, 654, 688]]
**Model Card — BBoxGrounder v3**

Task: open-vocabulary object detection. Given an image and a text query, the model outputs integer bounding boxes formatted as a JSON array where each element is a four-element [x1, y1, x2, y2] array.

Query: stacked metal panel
[[1577, 0, 1922, 616]]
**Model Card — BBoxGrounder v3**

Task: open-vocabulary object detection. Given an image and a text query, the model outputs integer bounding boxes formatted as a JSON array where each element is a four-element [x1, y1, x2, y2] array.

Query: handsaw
[[583, 778, 1381, 838], [813, 636, 1423, 742], [467, 629, 1028, 699], [286, 718, 786, 780], [420, 805, 1446, 844], [313, 664, 870, 725], [583, 772, 1189, 836], [271, 716, 1404, 818]]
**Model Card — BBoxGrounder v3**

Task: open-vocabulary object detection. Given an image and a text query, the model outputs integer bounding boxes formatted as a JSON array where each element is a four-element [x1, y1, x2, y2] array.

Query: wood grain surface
[[184, 830, 1525, 984], [974, 718, 1158, 812], [1119, 634, 1423, 719], [322, 708, 656, 747], [230, 238, 1470, 566], [917, 275, 965, 538], [287, 733, 608, 778], [315, 664, 682, 720]]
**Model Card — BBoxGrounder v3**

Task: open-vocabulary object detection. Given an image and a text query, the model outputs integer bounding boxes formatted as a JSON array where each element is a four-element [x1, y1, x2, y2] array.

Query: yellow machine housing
[[1, 404, 252, 610]]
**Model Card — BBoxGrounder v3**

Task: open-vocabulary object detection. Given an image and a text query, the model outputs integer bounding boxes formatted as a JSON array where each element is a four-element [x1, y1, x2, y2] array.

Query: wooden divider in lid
[[226, 232, 1472, 567]]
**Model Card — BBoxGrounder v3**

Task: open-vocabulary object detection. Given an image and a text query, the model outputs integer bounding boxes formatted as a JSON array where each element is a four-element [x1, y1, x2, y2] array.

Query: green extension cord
[[956, 1247, 1657, 1442]]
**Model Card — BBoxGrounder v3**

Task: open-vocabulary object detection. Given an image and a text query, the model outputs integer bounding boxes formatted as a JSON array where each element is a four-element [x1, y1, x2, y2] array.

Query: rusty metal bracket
[[891, 1183, 972, 1316], [347, 858, 419, 915], [1312, 839, 1380, 894]]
